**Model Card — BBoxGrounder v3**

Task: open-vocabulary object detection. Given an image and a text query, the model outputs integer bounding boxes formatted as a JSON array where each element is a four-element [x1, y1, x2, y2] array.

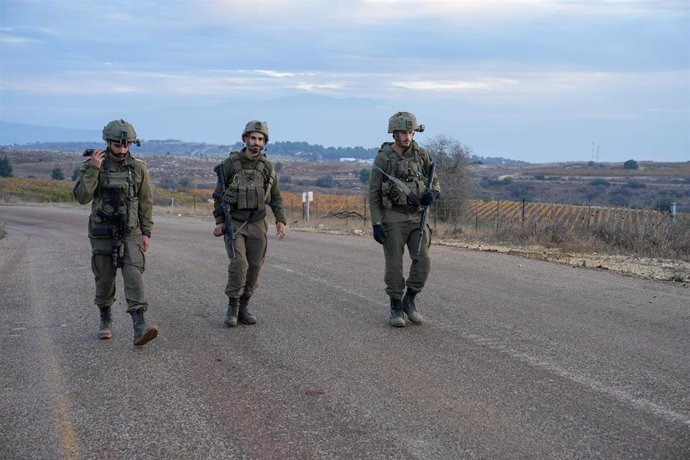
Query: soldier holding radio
[[73, 119, 158, 346]]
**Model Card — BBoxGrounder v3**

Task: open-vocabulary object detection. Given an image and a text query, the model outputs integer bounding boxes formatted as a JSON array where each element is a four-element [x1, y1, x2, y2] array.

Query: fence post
[[474, 201, 478, 232], [363, 195, 368, 225], [670, 202, 677, 225], [495, 200, 500, 233], [345, 195, 349, 229], [587, 201, 591, 229]]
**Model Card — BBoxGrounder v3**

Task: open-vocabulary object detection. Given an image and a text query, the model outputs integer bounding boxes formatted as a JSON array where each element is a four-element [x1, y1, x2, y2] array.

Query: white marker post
[[302, 191, 313, 223]]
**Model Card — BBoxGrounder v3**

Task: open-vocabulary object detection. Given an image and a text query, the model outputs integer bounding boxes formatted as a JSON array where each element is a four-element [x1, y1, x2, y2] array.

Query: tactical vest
[[222, 153, 274, 212], [89, 156, 139, 238], [380, 145, 428, 208]]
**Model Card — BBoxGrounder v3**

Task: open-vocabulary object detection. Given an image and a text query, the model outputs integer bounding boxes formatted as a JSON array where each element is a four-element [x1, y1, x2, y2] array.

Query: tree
[[623, 159, 639, 170], [159, 176, 177, 190], [51, 167, 65, 180], [358, 168, 371, 184], [316, 174, 334, 188], [424, 135, 473, 226], [0, 155, 12, 177], [589, 178, 610, 187], [178, 177, 193, 188]]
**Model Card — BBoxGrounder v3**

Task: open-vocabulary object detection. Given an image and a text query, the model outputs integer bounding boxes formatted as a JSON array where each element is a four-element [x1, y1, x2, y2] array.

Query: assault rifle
[[416, 162, 436, 256], [212, 163, 237, 258], [96, 185, 127, 270]]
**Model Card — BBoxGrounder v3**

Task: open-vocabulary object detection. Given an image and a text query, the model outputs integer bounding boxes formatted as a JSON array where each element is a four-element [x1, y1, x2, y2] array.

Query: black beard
[[248, 146, 262, 154]]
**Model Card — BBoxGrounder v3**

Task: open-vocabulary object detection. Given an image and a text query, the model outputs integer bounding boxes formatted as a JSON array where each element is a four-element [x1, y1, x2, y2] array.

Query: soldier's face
[[394, 130, 414, 149], [244, 132, 266, 156], [108, 141, 130, 156]]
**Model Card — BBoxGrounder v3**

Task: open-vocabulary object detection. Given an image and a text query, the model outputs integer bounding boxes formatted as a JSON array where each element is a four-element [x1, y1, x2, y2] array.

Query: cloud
[[252, 70, 298, 78], [645, 107, 690, 114], [392, 80, 502, 92], [0, 33, 40, 45], [199, 0, 689, 27], [0, 25, 60, 46], [4, 66, 683, 109], [293, 82, 345, 93]]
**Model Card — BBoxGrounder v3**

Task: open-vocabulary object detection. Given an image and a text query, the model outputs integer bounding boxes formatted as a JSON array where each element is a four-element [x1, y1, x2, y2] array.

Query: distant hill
[[4, 139, 527, 165], [0, 121, 100, 144], [0, 120, 527, 165]]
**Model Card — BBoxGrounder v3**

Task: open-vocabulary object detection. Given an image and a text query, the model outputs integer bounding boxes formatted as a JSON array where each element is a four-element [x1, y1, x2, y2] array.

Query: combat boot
[[98, 306, 112, 340], [224, 298, 239, 327], [402, 289, 423, 325], [389, 298, 406, 327], [131, 309, 159, 346], [238, 294, 257, 325]]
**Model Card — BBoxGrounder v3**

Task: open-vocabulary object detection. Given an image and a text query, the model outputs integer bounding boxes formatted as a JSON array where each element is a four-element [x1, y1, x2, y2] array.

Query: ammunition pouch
[[222, 188, 238, 205], [90, 224, 118, 239], [237, 182, 264, 211], [223, 172, 267, 212]]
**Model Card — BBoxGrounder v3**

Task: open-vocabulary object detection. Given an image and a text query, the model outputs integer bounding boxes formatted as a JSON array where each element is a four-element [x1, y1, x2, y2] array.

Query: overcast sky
[[1, 0, 688, 163]]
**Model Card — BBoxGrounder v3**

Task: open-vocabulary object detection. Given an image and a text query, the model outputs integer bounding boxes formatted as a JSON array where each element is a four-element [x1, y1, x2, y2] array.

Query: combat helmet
[[388, 111, 425, 133], [102, 119, 139, 145], [242, 120, 269, 143]]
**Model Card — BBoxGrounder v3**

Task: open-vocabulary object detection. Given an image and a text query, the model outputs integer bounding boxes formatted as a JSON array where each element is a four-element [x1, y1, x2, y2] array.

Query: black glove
[[406, 193, 420, 206], [421, 190, 438, 206], [373, 225, 385, 245]]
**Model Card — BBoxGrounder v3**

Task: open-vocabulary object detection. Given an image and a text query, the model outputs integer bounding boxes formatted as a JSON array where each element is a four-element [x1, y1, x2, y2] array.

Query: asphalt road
[[1, 204, 689, 459]]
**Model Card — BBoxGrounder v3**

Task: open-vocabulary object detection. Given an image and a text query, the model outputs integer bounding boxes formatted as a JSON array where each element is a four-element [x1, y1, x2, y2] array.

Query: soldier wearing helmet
[[73, 119, 159, 346], [369, 112, 441, 327], [213, 120, 287, 327]]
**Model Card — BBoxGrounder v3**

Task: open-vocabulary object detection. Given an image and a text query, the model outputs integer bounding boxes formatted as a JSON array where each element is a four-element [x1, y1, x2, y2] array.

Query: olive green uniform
[[369, 141, 441, 299], [213, 148, 286, 299], [73, 150, 154, 313]]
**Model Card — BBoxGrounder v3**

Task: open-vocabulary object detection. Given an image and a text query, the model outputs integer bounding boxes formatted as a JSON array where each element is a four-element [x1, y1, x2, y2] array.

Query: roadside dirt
[[296, 226, 689, 285], [437, 239, 690, 285]]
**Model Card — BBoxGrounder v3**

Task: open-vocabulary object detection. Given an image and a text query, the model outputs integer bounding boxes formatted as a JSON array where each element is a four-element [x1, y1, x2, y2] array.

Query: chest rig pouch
[[90, 158, 138, 237], [381, 149, 427, 208], [223, 154, 269, 212]]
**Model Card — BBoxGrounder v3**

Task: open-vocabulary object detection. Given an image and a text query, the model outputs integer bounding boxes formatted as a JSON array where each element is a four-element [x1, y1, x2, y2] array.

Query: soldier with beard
[[73, 119, 159, 346], [369, 112, 441, 327], [213, 120, 287, 327]]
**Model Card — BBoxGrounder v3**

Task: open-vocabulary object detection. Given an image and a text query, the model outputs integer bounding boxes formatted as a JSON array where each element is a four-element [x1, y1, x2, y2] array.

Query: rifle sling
[[372, 164, 412, 196]]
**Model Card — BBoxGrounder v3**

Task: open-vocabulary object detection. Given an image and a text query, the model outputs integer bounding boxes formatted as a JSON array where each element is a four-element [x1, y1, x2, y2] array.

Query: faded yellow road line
[[20, 231, 82, 460], [48, 357, 81, 459]]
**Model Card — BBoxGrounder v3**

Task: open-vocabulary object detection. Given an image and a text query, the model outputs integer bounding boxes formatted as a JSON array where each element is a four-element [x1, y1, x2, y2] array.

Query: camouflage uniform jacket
[[73, 150, 153, 237], [369, 140, 441, 225], [213, 148, 286, 225]]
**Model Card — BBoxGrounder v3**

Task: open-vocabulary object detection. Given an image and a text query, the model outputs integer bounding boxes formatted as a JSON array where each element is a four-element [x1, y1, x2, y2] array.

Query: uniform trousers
[[91, 234, 148, 313], [382, 220, 431, 299], [224, 218, 268, 299]]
